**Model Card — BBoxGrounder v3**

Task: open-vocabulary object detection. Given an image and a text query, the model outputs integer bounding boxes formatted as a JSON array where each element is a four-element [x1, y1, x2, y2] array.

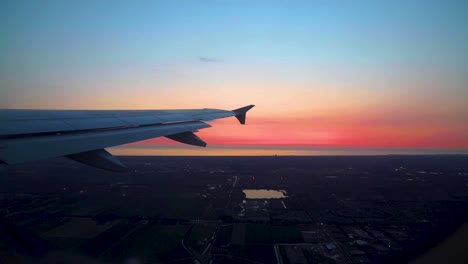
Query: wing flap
[[158, 113, 193, 123], [64, 117, 130, 130], [117, 115, 165, 126]]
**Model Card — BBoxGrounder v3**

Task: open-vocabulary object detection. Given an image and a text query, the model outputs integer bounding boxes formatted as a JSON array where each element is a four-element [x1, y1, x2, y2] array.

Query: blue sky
[[2, 0, 467, 81]]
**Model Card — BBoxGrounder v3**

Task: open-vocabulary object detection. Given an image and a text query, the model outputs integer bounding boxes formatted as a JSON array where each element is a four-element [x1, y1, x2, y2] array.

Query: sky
[[1, 0, 467, 155]]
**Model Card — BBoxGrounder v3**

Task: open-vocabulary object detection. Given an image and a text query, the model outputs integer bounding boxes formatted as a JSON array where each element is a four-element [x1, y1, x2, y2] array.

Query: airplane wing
[[0, 105, 254, 171]]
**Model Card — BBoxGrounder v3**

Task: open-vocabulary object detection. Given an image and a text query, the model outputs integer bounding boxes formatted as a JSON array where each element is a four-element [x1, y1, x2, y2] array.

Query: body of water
[[242, 189, 287, 199]]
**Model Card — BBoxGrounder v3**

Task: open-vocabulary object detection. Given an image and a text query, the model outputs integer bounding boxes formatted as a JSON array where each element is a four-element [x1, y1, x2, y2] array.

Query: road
[[181, 224, 218, 264]]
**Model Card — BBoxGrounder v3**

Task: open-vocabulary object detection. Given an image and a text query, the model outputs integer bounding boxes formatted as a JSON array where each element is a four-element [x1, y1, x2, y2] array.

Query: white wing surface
[[0, 105, 254, 171]]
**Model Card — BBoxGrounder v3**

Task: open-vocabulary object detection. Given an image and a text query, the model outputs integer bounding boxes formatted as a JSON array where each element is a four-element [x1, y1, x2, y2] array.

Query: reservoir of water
[[242, 189, 287, 199]]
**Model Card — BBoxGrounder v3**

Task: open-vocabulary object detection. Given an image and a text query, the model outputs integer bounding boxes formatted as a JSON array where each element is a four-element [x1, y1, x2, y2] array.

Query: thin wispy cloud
[[199, 57, 222, 63]]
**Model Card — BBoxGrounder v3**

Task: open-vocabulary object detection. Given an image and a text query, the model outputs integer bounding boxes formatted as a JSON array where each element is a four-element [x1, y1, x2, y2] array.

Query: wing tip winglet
[[232, 105, 255, 125]]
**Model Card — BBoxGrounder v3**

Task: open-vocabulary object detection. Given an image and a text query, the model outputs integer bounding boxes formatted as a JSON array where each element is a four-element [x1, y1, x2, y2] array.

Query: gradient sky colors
[[1, 1, 467, 155]]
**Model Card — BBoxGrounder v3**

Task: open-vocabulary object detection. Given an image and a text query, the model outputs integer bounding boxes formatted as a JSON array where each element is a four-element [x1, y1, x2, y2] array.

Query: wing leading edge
[[0, 105, 254, 171]]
